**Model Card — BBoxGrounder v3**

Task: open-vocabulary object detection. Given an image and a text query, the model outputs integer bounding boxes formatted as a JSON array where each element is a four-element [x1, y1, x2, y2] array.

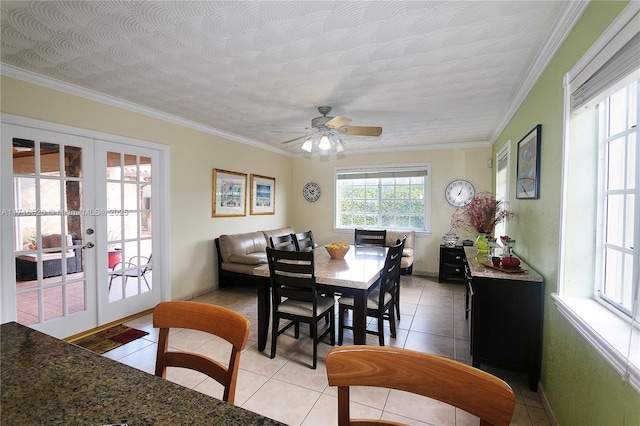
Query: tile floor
[[105, 275, 551, 426]]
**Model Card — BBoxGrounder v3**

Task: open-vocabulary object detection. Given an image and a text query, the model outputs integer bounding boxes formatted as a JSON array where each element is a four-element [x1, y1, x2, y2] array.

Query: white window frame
[[334, 163, 431, 233], [553, 3, 640, 393]]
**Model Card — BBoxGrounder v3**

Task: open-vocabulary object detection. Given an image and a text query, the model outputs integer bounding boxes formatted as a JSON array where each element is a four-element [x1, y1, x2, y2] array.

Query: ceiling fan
[[281, 106, 382, 153]]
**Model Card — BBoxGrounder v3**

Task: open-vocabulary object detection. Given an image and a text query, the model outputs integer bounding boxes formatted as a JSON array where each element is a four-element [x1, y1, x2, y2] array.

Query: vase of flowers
[[450, 191, 515, 253]]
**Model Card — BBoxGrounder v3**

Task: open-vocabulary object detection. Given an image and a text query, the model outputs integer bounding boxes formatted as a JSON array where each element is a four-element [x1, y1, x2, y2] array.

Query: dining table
[[253, 245, 388, 351], [0, 321, 284, 425]]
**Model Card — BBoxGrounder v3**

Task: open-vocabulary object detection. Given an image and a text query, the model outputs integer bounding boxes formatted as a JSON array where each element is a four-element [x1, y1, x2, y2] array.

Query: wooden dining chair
[[293, 230, 315, 251], [266, 247, 335, 369], [326, 346, 516, 426], [153, 301, 250, 404], [393, 235, 407, 320], [269, 234, 297, 251], [337, 239, 404, 346], [354, 228, 387, 247]]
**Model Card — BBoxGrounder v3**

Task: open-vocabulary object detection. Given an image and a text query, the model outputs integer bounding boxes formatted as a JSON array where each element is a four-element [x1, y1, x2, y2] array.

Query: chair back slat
[[326, 346, 516, 426], [293, 230, 315, 251], [354, 228, 387, 247], [269, 234, 297, 251]]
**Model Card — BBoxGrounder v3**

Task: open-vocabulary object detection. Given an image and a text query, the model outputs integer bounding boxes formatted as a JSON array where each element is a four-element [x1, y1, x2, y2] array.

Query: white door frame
[[1, 113, 171, 337]]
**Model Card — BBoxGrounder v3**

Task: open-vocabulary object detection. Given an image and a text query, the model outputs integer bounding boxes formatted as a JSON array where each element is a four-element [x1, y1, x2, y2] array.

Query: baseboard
[[538, 381, 559, 425]]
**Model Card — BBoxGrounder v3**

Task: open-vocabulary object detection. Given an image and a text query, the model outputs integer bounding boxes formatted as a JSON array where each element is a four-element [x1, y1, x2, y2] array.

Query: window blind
[[571, 14, 639, 111]]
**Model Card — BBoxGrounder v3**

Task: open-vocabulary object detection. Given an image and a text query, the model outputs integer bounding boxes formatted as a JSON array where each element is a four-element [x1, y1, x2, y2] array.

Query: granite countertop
[[464, 246, 543, 283], [0, 322, 283, 425]]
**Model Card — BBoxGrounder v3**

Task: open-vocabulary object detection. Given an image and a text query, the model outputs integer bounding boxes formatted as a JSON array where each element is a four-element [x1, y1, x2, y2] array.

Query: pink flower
[[450, 191, 515, 234]]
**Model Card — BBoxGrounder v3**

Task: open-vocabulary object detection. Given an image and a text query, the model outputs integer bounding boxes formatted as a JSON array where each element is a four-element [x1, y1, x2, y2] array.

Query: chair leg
[[338, 306, 345, 346], [377, 315, 385, 346], [311, 319, 318, 370], [395, 283, 401, 320], [143, 275, 151, 290], [389, 306, 397, 339], [270, 316, 279, 359], [329, 308, 336, 346]]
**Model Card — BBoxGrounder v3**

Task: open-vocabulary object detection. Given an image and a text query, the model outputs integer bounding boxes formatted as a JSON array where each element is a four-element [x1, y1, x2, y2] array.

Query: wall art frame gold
[[250, 174, 275, 215], [212, 169, 247, 217]]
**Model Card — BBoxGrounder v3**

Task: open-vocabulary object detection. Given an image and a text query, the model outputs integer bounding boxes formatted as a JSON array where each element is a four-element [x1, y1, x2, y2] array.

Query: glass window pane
[[607, 137, 625, 190], [608, 87, 626, 136], [627, 133, 636, 189], [107, 182, 122, 210], [123, 183, 138, 211], [605, 194, 624, 246], [40, 178, 61, 212], [12, 138, 35, 175], [16, 290, 39, 325], [43, 285, 62, 321], [40, 142, 61, 175], [67, 281, 85, 314], [64, 146, 82, 178]]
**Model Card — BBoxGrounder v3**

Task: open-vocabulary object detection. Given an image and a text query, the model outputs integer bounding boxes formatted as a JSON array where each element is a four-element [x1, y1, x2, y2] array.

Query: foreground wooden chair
[[326, 346, 515, 426], [153, 301, 250, 404]]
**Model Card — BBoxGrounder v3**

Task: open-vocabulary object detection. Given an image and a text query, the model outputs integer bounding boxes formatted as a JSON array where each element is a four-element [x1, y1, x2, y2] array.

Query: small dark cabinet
[[438, 245, 465, 283]]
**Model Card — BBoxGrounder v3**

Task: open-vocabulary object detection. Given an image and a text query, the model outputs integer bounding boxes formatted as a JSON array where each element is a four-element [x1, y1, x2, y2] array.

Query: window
[[555, 5, 639, 392], [494, 144, 510, 241], [596, 80, 638, 318], [335, 164, 430, 231]]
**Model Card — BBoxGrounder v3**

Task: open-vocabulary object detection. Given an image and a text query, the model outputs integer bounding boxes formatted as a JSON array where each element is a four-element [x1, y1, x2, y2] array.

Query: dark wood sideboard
[[464, 247, 544, 391]]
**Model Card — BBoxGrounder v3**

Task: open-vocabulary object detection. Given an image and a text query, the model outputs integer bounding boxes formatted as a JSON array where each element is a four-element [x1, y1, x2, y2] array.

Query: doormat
[[73, 324, 149, 354]]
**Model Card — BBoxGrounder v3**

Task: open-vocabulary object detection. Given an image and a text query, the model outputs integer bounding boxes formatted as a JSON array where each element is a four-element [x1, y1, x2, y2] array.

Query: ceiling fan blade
[[325, 115, 351, 128], [338, 126, 383, 136], [281, 134, 312, 144]]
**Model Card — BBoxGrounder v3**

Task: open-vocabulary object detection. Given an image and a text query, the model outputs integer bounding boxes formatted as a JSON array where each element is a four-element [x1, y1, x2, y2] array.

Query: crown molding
[[1, 64, 293, 156], [490, 0, 590, 144]]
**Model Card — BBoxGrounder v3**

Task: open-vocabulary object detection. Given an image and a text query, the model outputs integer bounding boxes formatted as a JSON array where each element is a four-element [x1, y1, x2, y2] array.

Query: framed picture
[[212, 169, 247, 217], [516, 124, 542, 199], [250, 174, 276, 215]]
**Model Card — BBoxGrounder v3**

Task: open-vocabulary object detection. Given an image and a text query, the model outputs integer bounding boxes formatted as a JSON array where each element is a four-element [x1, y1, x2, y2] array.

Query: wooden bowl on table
[[325, 244, 350, 259]]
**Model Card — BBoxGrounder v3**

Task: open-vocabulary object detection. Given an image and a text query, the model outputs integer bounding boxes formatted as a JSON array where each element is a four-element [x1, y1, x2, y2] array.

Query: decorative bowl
[[501, 256, 521, 268], [325, 245, 350, 259], [491, 256, 501, 266]]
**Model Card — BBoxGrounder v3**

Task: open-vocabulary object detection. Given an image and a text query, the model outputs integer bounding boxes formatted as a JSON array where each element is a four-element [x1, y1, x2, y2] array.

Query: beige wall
[[1, 76, 292, 300], [291, 148, 492, 275]]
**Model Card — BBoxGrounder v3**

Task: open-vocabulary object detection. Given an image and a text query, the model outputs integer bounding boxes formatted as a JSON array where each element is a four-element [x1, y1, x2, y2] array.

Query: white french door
[[1, 117, 167, 338], [96, 142, 161, 324]]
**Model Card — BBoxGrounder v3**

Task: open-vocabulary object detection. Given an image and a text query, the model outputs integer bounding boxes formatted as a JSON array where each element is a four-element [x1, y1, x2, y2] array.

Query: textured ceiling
[[1, 1, 579, 155]]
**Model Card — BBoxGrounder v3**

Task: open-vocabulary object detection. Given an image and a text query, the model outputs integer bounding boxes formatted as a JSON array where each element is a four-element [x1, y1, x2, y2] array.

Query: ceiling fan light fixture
[[301, 138, 313, 152], [318, 134, 331, 150], [336, 140, 345, 153]]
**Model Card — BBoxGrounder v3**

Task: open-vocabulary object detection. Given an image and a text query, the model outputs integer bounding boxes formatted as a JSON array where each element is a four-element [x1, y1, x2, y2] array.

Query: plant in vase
[[450, 191, 515, 253]]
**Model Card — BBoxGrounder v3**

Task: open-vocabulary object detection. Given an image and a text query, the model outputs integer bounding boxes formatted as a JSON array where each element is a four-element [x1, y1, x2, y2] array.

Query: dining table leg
[[351, 290, 367, 345]]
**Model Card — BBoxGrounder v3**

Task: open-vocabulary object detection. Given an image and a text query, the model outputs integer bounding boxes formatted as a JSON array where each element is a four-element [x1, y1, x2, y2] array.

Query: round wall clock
[[303, 182, 321, 202], [445, 180, 475, 207]]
